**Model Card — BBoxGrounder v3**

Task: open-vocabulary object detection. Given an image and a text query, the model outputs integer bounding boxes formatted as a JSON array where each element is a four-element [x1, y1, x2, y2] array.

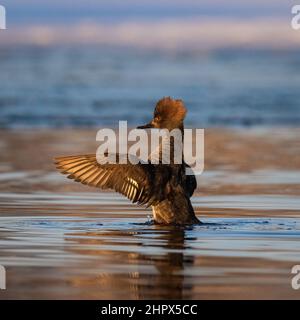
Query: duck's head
[[137, 97, 187, 131]]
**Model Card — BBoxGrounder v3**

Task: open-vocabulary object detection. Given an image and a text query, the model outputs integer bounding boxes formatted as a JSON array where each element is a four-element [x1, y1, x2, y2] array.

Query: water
[[0, 46, 300, 128], [0, 192, 299, 299], [1, 45, 300, 299]]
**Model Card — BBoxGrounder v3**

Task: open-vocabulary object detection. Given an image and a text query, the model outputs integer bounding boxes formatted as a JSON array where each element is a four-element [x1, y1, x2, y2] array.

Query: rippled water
[[1, 46, 300, 128], [0, 192, 299, 299]]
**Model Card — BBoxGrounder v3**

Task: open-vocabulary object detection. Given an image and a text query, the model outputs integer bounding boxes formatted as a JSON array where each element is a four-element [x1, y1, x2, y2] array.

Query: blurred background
[[0, 0, 299, 128]]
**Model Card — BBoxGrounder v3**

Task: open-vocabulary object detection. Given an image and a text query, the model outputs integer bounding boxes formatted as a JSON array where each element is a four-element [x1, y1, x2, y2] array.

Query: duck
[[54, 97, 200, 225]]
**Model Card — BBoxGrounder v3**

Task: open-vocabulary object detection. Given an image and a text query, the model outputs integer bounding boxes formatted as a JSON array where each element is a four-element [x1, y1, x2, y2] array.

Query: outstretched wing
[[54, 154, 162, 206]]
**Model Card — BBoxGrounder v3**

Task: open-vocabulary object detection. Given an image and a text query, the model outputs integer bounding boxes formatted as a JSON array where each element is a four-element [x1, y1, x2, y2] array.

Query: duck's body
[[55, 97, 200, 225], [151, 176, 199, 225]]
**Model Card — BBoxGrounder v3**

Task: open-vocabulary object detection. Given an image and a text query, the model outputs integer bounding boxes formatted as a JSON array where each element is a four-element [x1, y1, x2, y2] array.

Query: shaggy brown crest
[[154, 97, 187, 122]]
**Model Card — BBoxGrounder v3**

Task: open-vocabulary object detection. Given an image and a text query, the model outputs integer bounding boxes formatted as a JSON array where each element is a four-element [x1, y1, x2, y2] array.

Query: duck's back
[[152, 185, 199, 225], [151, 165, 199, 225]]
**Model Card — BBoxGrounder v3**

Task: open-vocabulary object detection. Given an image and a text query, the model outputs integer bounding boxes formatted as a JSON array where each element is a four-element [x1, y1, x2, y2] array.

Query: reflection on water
[[0, 192, 300, 299], [66, 226, 194, 299]]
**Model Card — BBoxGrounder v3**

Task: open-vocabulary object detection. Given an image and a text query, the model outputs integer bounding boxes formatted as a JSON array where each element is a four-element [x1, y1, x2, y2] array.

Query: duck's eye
[[154, 116, 160, 122]]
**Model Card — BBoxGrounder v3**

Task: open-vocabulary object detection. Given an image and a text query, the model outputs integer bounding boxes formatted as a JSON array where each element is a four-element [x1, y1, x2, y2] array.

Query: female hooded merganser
[[54, 97, 200, 225]]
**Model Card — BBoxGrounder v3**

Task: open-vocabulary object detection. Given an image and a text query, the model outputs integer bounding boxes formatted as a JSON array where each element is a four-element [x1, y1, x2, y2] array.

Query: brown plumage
[[54, 97, 200, 225], [55, 153, 162, 207]]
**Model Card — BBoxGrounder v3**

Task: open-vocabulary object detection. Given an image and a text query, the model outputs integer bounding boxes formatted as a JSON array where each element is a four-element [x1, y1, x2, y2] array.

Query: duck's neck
[[150, 124, 184, 165]]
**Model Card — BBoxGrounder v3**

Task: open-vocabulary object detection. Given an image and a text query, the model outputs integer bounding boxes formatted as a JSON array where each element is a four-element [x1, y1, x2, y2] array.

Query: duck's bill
[[137, 122, 153, 129]]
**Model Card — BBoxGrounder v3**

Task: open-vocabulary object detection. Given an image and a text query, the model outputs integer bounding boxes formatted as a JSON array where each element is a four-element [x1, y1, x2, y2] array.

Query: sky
[[1, 0, 292, 24]]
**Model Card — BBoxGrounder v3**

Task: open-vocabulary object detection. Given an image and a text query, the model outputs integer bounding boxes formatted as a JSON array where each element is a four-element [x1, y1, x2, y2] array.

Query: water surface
[[0, 128, 299, 299], [1, 47, 300, 128], [0, 192, 299, 299]]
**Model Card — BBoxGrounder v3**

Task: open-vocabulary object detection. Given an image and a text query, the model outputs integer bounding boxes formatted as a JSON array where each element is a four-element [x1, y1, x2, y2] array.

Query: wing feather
[[54, 154, 162, 206]]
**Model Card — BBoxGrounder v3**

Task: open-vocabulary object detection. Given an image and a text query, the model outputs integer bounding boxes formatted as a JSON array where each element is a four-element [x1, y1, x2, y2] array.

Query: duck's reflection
[[65, 225, 196, 299]]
